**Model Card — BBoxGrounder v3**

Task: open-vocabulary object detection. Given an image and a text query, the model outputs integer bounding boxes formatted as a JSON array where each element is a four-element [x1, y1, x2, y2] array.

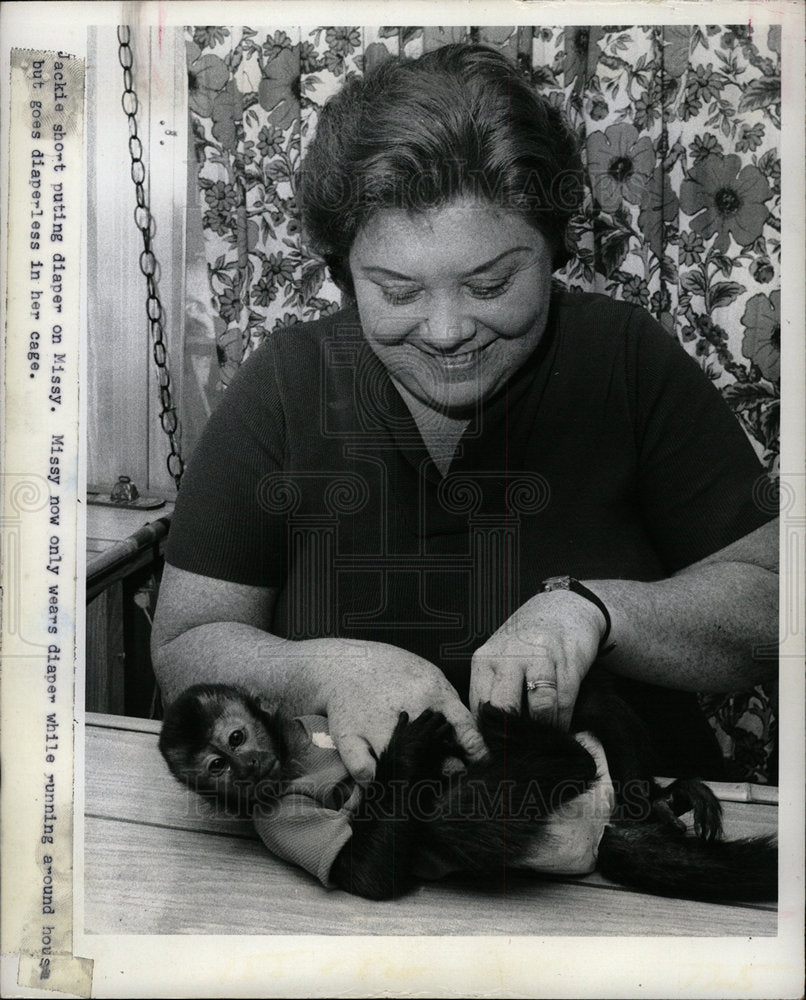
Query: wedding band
[[526, 679, 557, 693]]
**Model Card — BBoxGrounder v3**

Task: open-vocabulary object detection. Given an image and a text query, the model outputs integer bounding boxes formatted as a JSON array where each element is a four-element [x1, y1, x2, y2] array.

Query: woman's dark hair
[[298, 42, 584, 295]]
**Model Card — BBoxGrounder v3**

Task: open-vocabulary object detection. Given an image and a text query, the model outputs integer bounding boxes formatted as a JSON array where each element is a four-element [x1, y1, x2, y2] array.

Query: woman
[[153, 43, 777, 790]]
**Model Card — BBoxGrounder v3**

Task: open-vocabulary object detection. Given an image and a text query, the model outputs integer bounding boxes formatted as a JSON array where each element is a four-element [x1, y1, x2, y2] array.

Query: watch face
[[542, 575, 573, 592]]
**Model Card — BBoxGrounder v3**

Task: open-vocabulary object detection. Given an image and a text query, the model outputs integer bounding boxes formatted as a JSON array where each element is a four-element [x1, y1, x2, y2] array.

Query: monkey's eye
[[208, 757, 227, 776], [228, 729, 245, 750]]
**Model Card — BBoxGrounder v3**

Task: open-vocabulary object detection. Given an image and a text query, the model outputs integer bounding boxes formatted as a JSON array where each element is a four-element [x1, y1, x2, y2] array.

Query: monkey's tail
[[598, 824, 778, 902]]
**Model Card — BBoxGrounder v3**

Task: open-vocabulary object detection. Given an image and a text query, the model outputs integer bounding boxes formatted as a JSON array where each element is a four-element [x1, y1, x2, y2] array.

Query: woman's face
[[349, 197, 554, 416]]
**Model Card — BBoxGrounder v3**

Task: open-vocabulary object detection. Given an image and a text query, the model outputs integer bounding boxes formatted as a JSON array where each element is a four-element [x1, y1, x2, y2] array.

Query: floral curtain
[[185, 24, 781, 782]]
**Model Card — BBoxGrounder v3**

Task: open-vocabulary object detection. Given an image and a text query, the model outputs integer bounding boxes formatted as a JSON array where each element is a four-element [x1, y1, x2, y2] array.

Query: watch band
[[539, 575, 616, 657]]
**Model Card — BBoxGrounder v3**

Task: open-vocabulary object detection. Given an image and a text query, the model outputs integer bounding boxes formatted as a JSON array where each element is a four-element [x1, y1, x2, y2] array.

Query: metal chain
[[117, 25, 184, 490]]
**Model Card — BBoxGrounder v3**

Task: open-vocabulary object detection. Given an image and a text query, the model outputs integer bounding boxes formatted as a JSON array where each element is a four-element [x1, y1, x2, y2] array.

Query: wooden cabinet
[[86, 501, 173, 717]]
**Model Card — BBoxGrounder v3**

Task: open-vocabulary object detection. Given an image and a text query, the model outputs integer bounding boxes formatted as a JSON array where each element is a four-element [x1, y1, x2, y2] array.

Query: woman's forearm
[[471, 520, 779, 726], [150, 563, 370, 712], [586, 560, 778, 692], [152, 622, 403, 716]]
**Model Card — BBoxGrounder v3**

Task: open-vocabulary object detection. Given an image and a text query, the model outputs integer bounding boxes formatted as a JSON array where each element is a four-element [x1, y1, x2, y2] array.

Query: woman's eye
[[467, 279, 511, 299], [229, 729, 245, 749], [380, 286, 421, 306], [208, 757, 227, 776]]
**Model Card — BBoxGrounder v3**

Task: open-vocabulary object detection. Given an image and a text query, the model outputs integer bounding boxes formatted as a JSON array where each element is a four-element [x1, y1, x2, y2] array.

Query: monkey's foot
[[380, 709, 460, 786], [651, 778, 723, 841]]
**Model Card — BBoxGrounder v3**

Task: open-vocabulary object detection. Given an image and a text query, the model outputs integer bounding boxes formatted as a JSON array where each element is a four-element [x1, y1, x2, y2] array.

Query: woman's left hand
[[469, 590, 606, 730]]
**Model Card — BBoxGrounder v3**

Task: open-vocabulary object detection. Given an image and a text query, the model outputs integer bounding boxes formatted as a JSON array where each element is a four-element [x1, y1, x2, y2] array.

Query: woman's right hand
[[312, 641, 487, 783]]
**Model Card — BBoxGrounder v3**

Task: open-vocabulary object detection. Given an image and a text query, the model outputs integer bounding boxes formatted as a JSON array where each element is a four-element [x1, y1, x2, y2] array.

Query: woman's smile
[[436, 349, 481, 371], [349, 197, 554, 416], [412, 342, 487, 372]]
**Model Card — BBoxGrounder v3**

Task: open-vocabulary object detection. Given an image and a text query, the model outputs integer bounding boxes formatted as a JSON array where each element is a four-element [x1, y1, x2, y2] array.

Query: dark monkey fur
[[159, 670, 777, 902]]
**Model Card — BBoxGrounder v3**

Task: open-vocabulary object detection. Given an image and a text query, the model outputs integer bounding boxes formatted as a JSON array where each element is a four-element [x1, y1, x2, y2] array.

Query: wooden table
[[83, 713, 778, 937]]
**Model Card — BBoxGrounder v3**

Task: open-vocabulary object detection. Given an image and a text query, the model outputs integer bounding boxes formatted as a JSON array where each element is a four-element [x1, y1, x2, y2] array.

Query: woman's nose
[[416, 309, 476, 351]]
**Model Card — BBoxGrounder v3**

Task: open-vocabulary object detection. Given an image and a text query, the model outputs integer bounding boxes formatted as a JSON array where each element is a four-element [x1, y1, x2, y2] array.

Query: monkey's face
[[194, 705, 281, 809], [159, 684, 288, 816]]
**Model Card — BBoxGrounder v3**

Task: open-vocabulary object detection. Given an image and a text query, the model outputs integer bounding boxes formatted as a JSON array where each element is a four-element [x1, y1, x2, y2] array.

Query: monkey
[[158, 684, 286, 813], [158, 671, 778, 903]]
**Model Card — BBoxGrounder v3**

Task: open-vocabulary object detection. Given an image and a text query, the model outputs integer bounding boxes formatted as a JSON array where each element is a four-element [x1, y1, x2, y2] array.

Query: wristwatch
[[538, 575, 616, 657]]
